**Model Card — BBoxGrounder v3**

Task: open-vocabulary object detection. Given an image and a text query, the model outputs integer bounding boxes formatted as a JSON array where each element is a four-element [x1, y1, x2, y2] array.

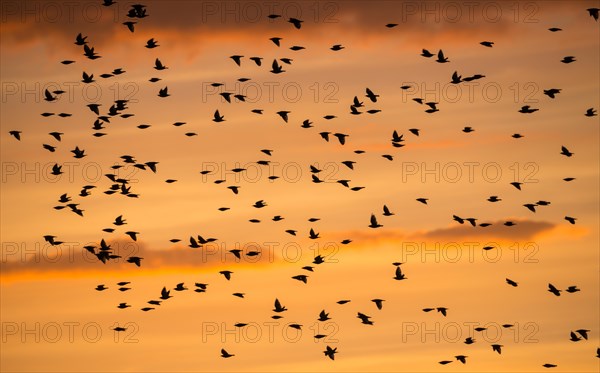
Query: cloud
[[1, 219, 581, 280], [418, 219, 556, 240], [0, 238, 274, 279], [329, 219, 559, 244], [1, 1, 583, 51]]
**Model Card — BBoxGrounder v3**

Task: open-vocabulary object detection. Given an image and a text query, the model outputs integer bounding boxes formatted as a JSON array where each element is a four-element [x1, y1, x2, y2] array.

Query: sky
[[1, 0, 599, 372]]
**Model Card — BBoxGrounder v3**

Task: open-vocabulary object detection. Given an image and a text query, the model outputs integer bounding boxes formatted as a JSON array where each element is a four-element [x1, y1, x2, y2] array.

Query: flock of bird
[[6, 1, 600, 369]]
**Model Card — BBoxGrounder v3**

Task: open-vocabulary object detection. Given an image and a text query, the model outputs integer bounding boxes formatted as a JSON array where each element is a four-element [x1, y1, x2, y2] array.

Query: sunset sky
[[1, 1, 599, 372]]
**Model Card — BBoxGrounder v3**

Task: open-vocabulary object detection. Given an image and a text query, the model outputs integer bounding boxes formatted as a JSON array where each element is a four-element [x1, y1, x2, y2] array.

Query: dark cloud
[[1, 0, 587, 49], [420, 219, 556, 240], [0, 238, 274, 276], [331, 219, 556, 244]]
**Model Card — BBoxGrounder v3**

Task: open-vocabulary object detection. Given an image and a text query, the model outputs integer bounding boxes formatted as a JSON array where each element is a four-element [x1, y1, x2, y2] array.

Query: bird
[[368, 214, 382, 228], [213, 110, 225, 122], [273, 298, 287, 313], [409, 128, 420, 136], [113, 215, 127, 226], [71, 146, 86, 158], [350, 105, 362, 115], [158, 87, 170, 97], [126, 256, 142, 266], [393, 266, 406, 280], [371, 299, 384, 310], [160, 287, 172, 300], [491, 344, 503, 354], [333, 133, 348, 145], [543, 88, 561, 98], [276, 111, 290, 123], [292, 275, 308, 284], [565, 286, 580, 293], [331, 44, 344, 51], [421, 49, 434, 57], [519, 105, 538, 113], [548, 283, 561, 296], [585, 108, 597, 117], [253, 200, 267, 208], [219, 271, 233, 280], [318, 310, 330, 321], [561, 56, 576, 63], [341, 161, 355, 170], [288, 18, 303, 29], [436, 49, 449, 63], [416, 198, 428, 204], [49, 132, 63, 141], [357, 312, 373, 325], [174, 283, 187, 291], [313, 255, 325, 264], [8, 130, 21, 140], [382, 205, 394, 216], [145, 38, 159, 48], [565, 216, 577, 224], [230, 55, 243, 66], [576, 329, 590, 340], [220, 92, 233, 103], [587, 8, 599, 20], [270, 59, 285, 74], [123, 21, 136, 32], [301, 119, 313, 128], [480, 41, 494, 47], [323, 346, 337, 360], [560, 146, 573, 157], [82, 44, 100, 60], [455, 355, 467, 364], [248, 56, 262, 66], [570, 331, 582, 342], [51, 164, 63, 176], [506, 278, 518, 287], [365, 88, 379, 102], [451, 71, 462, 84], [269, 37, 282, 46], [81, 71, 95, 84], [221, 349, 234, 358]]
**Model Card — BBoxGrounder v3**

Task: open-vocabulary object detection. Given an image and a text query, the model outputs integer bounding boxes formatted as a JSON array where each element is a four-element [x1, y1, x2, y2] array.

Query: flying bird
[[436, 49, 449, 63], [368, 214, 382, 228], [288, 18, 303, 29], [230, 55, 243, 66], [560, 146, 573, 157], [221, 349, 234, 358], [548, 283, 561, 296], [273, 298, 287, 313], [323, 346, 337, 360]]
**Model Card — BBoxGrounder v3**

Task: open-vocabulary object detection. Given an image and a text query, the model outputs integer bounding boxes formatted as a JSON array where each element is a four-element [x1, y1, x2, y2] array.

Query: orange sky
[[1, 1, 599, 372]]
